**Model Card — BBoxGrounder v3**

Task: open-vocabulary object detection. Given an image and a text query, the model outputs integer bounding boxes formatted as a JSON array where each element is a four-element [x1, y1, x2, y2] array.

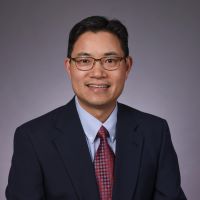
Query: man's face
[[65, 31, 132, 112]]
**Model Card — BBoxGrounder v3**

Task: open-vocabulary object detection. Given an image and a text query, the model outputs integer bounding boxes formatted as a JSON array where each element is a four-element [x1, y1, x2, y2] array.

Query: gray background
[[0, 0, 199, 199]]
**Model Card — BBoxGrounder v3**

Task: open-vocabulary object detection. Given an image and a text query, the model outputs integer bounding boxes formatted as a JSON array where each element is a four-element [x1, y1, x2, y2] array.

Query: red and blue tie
[[94, 126, 115, 200]]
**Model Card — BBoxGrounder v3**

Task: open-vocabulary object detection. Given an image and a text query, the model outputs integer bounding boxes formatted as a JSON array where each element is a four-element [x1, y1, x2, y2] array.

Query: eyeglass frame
[[69, 56, 127, 71]]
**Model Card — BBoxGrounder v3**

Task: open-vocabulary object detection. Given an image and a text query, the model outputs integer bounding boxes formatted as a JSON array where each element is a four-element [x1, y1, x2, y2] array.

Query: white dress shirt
[[75, 97, 117, 161]]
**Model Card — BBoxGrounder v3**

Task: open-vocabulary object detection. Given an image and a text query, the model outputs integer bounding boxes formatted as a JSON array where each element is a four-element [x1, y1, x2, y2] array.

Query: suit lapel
[[52, 99, 99, 200], [112, 104, 144, 200], [51, 99, 143, 200]]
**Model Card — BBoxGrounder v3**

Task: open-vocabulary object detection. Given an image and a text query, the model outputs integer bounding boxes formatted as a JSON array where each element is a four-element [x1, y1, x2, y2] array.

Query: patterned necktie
[[94, 126, 115, 200]]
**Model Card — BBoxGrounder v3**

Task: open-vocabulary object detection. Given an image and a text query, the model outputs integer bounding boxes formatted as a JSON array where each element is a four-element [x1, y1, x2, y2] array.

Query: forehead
[[71, 31, 124, 56]]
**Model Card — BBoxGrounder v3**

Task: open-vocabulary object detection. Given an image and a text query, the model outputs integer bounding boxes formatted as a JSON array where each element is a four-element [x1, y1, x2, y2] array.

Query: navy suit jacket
[[6, 98, 187, 200]]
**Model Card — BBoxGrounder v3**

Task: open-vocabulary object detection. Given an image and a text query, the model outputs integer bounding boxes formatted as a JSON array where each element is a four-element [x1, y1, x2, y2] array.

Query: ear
[[125, 56, 133, 80], [64, 58, 72, 80]]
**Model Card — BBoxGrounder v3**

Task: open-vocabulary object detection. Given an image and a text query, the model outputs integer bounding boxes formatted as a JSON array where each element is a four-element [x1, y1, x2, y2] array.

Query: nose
[[90, 60, 107, 78]]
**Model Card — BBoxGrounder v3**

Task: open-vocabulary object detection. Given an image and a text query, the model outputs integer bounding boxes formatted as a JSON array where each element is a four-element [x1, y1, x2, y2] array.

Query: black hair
[[67, 16, 129, 57]]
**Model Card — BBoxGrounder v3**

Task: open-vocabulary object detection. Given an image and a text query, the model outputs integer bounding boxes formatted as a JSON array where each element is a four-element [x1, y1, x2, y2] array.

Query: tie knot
[[97, 126, 109, 139]]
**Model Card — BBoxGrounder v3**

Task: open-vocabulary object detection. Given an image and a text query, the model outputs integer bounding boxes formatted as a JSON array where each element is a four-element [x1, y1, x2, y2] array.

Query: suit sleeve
[[6, 126, 45, 200], [153, 120, 187, 200]]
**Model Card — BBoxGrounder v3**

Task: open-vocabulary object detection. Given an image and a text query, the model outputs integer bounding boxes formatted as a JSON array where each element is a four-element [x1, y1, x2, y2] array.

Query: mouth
[[86, 83, 110, 89]]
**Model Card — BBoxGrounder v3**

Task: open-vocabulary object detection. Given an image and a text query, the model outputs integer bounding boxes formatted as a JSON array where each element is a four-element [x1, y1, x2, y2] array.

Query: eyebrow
[[103, 51, 119, 56], [76, 52, 91, 57], [75, 51, 120, 57]]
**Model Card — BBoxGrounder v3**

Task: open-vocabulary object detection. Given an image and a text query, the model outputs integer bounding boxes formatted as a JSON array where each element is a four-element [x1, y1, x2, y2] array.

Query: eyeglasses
[[70, 56, 126, 71]]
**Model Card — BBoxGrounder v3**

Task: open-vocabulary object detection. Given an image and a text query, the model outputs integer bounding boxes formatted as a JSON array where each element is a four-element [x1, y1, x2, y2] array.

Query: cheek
[[113, 72, 127, 85], [70, 72, 86, 88], [71, 76, 81, 88], [111, 75, 127, 95]]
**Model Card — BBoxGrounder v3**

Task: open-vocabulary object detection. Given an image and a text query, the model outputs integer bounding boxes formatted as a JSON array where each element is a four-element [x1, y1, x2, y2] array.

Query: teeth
[[87, 84, 109, 88]]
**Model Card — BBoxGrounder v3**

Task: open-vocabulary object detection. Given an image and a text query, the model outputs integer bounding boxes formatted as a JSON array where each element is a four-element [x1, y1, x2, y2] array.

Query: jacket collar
[[112, 103, 144, 200], [52, 98, 144, 200]]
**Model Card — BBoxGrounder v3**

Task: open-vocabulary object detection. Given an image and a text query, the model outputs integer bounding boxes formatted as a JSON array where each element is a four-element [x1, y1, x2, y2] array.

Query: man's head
[[67, 16, 129, 58], [65, 16, 132, 120]]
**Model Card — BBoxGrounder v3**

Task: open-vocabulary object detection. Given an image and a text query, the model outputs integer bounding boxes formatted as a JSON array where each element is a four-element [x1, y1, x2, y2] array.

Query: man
[[6, 16, 187, 200]]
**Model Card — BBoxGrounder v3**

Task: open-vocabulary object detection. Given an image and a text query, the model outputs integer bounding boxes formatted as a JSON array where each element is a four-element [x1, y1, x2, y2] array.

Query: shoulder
[[15, 98, 76, 139], [117, 102, 169, 138], [17, 105, 65, 130], [117, 103, 171, 151], [118, 102, 166, 124]]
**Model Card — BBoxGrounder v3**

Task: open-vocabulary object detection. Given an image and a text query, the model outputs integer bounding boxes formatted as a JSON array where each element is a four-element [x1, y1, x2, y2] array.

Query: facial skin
[[65, 31, 132, 122]]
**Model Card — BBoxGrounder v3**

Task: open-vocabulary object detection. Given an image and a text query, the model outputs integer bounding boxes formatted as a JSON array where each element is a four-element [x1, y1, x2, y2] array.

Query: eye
[[104, 57, 118, 64], [105, 58, 115, 63], [76, 58, 92, 65]]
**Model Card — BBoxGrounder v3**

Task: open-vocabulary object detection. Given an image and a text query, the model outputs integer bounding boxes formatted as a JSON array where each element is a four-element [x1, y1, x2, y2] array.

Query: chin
[[87, 99, 116, 109]]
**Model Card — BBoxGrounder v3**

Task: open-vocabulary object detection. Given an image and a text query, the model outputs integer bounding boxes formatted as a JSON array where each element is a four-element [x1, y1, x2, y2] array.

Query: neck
[[77, 99, 116, 123], [90, 106, 115, 123]]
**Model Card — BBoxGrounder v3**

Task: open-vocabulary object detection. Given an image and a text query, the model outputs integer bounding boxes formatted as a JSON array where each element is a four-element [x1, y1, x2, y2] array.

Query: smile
[[86, 84, 110, 88]]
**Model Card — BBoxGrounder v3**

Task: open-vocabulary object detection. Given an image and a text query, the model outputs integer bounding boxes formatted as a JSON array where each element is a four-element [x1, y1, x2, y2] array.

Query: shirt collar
[[75, 96, 117, 143]]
